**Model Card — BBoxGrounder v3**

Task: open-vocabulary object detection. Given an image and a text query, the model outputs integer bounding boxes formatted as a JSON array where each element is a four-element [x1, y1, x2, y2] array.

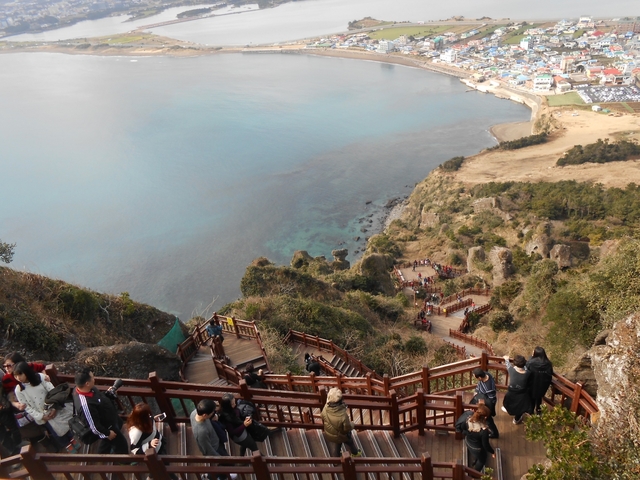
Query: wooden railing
[[3, 448, 485, 480], [284, 330, 382, 380], [7, 353, 597, 479], [449, 329, 496, 355], [440, 288, 491, 306], [177, 316, 271, 381], [458, 304, 492, 332]]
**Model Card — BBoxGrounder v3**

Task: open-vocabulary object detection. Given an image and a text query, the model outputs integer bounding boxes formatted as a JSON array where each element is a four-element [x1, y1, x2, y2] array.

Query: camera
[[104, 378, 123, 401]]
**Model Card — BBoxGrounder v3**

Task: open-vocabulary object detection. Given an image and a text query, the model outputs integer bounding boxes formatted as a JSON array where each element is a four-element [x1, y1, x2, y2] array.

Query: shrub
[[545, 289, 600, 347], [494, 132, 548, 151], [557, 139, 640, 166], [58, 286, 99, 322], [439, 156, 465, 172], [404, 336, 428, 355], [488, 310, 517, 332]]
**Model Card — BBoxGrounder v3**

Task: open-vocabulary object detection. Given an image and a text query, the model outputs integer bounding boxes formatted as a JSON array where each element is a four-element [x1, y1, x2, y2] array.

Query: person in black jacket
[[526, 346, 554, 414], [457, 405, 494, 472], [73, 369, 128, 455]]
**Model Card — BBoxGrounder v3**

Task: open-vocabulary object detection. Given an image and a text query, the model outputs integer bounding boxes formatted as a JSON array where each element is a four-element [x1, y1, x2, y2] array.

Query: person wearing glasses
[[2, 353, 46, 410]]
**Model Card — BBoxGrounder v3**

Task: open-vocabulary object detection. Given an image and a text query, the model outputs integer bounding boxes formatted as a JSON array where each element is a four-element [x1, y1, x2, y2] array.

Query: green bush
[[557, 139, 640, 166], [439, 156, 465, 172], [404, 336, 428, 355], [492, 132, 548, 151], [545, 289, 600, 347], [58, 286, 99, 322], [488, 310, 517, 332]]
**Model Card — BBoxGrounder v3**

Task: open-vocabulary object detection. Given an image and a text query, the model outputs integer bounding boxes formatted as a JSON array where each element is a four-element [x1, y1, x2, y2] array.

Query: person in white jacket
[[13, 362, 73, 450]]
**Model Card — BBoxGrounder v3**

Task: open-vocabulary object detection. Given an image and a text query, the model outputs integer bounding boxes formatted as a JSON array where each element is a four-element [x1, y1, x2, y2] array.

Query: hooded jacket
[[321, 401, 353, 443]]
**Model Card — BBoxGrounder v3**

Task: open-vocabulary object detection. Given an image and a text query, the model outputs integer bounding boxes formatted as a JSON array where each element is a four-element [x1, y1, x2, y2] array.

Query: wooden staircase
[[328, 356, 365, 377]]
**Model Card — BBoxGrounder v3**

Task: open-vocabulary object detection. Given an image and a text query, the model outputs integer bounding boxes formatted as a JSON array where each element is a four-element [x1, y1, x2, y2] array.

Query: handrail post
[[454, 460, 464, 480], [19, 444, 55, 480], [416, 388, 425, 436], [421, 453, 434, 480], [240, 379, 252, 401], [45, 364, 61, 386], [145, 447, 168, 479], [251, 450, 271, 480], [383, 374, 390, 396], [570, 382, 584, 413], [340, 450, 357, 480], [422, 365, 431, 394], [480, 351, 488, 371], [365, 373, 372, 396], [454, 391, 464, 440], [148, 372, 178, 432], [390, 389, 400, 438]]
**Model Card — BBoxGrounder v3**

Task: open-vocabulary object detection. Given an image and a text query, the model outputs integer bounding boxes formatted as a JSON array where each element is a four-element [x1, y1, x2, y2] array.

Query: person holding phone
[[127, 403, 177, 479]]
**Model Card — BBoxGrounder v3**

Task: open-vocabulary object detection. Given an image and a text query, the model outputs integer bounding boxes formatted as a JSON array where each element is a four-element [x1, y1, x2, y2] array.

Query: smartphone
[[154, 413, 167, 422]]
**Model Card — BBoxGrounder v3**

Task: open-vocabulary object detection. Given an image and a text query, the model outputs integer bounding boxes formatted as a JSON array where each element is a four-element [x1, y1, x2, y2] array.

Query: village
[[306, 16, 640, 101]]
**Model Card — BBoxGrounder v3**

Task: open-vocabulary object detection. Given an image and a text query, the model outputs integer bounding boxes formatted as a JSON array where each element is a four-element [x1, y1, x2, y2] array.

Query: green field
[[367, 25, 451, 40], [546, 92, 584, 106]]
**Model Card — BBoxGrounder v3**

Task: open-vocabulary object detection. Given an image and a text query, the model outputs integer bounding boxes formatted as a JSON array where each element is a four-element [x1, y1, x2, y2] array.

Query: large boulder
[[467, 246, 486, 275], [590, 313, 640, 450], [489, 247, 513, 286], [291, 250, 313, 269], [420, 208, 440, 228], [59, 342, 182, 381], [472, 197, 498, 213], [331, 249, 350, 271], [358, 253, 395, 295], [550, 244, 571, 268], [525, 234, 552, 258], [564, 352, 598, 398]]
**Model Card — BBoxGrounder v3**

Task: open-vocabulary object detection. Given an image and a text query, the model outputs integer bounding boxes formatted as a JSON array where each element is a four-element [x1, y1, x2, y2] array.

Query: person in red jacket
[[2, 353, 46, 409]]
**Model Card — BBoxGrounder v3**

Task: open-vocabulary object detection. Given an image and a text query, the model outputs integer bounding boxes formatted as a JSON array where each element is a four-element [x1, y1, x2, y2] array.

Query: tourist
[[471, 369, 499, 439], [413, 260, 417, 271], [0, 384, 29, 456], [127, 403, 177, 480], [73, 368, 128, 454], [526, 347, 554, 414], [189, 399, 235, 480], [13, 362, 73, 451], [218, 393, 259, 456], [243, 364, 267, 389], [304, 353, 321, 376], [502, 355, 533, 424], [206, 317, 224, 344], [2, 353, 46, 409], [321, 388, 361, 458], [455, 405, 494, 472]]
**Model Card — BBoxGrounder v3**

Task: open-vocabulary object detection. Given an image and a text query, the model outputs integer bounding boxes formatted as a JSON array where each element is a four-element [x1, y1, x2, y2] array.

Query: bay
[[0, 52, 528, 316], [6, 0, 639, 45]]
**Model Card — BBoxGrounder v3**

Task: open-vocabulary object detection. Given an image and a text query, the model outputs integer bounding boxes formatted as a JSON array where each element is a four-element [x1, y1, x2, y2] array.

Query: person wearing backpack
[[456, 405, 495, 472], [13, 362, 73, 451], [73, 368, 127, 455], [218, 393, 259, 457]]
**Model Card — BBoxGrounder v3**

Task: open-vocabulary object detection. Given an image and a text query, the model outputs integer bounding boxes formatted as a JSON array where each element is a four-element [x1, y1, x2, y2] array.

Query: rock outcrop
[[564, 352, 598, 398], [331, 249, 350, 271], [420, 208, 440, 228], [590, 314, 640, 453], [291, 250, 313, 269], [525, 234, 552, 258], [489, 247, 513, 285], [358, 253, 395, 295], [58, 342, 182, 381], [550, 244, 571, 268], [467, 246, 486, 275]]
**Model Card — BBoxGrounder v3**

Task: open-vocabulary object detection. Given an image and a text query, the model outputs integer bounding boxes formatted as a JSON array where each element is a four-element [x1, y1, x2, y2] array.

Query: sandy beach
[[453, 110, 640, 188]]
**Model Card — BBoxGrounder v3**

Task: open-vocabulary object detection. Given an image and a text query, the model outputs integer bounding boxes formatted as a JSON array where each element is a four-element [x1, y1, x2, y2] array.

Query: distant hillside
[[0, 266, 182, 361]]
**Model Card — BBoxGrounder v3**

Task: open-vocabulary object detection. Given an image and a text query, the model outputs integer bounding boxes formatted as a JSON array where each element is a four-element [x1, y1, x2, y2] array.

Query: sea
[[0, 52, 529, 316], [11, 0, 629, 316]]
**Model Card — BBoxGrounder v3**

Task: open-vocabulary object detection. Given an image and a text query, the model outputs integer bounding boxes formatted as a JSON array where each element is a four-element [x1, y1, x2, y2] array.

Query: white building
[[533, 73, 554, 91], [440, 49, 457, 63], [377, 40, 395, 53]]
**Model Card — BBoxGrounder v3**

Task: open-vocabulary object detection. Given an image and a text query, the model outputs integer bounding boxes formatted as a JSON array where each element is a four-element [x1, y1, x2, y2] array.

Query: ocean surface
[[7, 0, 639, 44], [0, 52, 529, 316]]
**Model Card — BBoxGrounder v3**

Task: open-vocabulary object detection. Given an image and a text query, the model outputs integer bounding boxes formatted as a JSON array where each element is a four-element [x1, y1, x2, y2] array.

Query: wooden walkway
[[182, 335, 265, 384]]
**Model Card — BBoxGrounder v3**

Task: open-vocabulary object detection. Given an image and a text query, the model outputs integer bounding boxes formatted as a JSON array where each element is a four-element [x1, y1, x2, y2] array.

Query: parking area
[[575, 85, 640, 104]]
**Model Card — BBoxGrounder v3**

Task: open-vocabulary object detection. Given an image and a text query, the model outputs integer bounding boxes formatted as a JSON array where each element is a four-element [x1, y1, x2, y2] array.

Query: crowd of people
[[0, 345, 554, 477], [456, 346, 554, 472]]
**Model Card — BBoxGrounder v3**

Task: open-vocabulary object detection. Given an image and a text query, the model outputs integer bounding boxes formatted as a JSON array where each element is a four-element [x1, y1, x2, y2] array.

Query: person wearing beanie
[[321, 388, 361, 458]]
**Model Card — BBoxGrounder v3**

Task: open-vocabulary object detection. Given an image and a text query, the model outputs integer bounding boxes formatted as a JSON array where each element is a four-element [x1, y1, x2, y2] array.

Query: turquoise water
[[0, 52, 529, 315]]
